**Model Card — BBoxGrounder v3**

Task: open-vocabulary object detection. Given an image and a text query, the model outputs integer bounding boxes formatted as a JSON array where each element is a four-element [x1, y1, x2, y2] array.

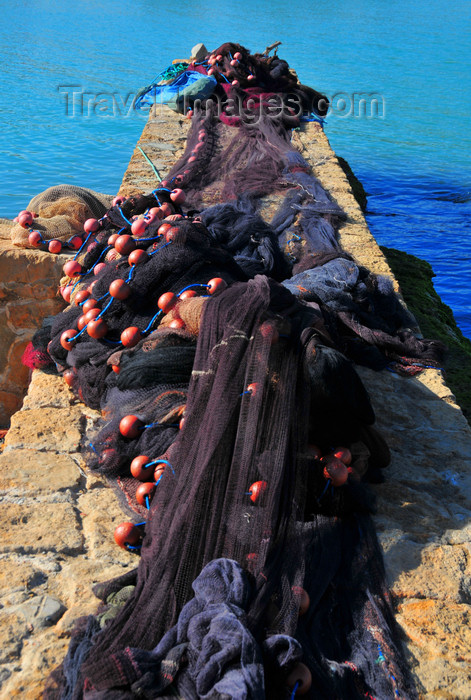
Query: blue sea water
[[0, 0, 470, 336]]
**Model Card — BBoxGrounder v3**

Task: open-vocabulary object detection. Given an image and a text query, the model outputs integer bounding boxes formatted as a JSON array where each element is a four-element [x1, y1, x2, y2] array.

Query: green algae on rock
[[381, 245, 471, 422]]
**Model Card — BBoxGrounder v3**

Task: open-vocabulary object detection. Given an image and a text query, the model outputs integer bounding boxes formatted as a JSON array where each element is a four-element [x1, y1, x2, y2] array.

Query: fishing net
[[32, 43, 444, 699], [10, 185, 113, 247]]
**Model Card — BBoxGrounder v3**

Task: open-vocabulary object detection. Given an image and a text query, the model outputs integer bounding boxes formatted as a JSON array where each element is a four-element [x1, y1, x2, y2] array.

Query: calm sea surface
[[0, 0, 470, 336]]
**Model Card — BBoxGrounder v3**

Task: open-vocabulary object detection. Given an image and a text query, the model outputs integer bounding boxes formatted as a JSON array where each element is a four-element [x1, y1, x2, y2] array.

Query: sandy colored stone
[[293, 126, 398, 285], [118, 105, 190, 198], [50, 560, 135, 633], [385, 543, 471, 603], [22, 370, 75, 410], [5, 299, 61, 332], [54, 598, 100, 634], [397, 598, 471, 661], [45, 557, 132, 613], [3, 336, 31, 389], [85, 471, 108, 489], [373, 479, 458, 545], [0, 242, 66, 425], [408, 654, 471, 699], [0, 242, 67, 295], [0, 609, 26, 663], [441, 520, 471, 546], [4, 407, 84, 452], [0, 503, 82, 554], [0, 628, 69, 699], [0, 557, 46, 596], [0, 450, 81, 495], [78, 487, 137, 565]]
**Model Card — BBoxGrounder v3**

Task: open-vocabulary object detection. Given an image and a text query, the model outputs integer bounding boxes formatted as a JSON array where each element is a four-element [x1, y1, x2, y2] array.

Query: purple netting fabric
[[44, 278, 414, 699]]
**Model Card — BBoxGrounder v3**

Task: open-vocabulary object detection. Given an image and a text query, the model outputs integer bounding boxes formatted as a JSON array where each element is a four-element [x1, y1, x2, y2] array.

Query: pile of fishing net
[[22, 43, 446, 699], [135, 41, 328, 122], [10, 185, 113, 249]]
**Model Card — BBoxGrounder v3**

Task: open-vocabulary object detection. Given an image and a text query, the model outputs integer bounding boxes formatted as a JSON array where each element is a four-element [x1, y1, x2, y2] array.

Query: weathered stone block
[[397, 598, 471, 660], [0, 243, 67, 288], [78, 487, 136, 565], [0, 610, 25, 663], [0, 503, 82, 554], [22, 370, 74, 410], [55, 599, 99, 634], [0, 629, 69, 699], [45, 558, 133, 614], [0, 557, 45, 595], [384, 542, 471, 603], [4, 407, 84, 452], [0, 450, 81, 495], [5, 298, 61, 331], [14, 594, 66, 629]]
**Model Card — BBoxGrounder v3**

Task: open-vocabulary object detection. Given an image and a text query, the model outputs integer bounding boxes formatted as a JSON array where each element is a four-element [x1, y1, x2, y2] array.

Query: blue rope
[[71, 275, 84, 293], [125, 543, 142, 552], [316, 479, 331, 504], [149, 241, 172, 257], [133, 234, 163, 243], [70, 253, 105, 293], [145, 458, 175, 476], [143, 309, 163, 334], [177, 283, 208, 296], [73, 230, 94, 261], [96, 297, 114, 320], [117, 205, 132, 226], [300, 113, 325, 125], [138, 145, 162, 182], [85, 245, 112, 276], [70, 325, 89, 341]]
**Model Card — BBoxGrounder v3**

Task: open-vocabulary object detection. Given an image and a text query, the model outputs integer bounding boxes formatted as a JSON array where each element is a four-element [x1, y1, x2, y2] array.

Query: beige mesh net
[[10, 184, 113, 247]]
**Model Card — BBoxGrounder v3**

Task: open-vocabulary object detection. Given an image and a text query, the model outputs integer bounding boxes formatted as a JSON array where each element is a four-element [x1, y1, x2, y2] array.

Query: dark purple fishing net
[[35, 44, 443, 699]]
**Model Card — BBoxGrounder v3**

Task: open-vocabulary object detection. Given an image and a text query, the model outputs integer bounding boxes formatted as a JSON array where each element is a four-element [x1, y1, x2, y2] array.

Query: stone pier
[[0, 106, 470, 697]]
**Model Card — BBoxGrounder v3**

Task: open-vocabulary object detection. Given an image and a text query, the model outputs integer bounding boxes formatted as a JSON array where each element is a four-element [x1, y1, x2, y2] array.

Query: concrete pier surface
[[1, 105, 470, 698]]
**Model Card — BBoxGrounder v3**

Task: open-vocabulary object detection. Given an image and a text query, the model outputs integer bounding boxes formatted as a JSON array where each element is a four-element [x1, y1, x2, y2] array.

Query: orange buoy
[[286, 663, 312, 696], [121, 326, 142, 348], [119, 415, 143, 439], [113, 522, 141, 549], [130, 455, 154, 481], [248, 480, 267, 504]]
